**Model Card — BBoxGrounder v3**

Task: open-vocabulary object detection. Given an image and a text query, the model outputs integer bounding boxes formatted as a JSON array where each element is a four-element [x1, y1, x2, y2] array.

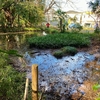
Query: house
[[44, 9, 96, 29], [66, 10, 96, 29]]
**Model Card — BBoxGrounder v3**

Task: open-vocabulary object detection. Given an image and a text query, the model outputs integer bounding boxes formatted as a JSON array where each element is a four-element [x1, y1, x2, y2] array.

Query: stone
[[77, 78, 83, 84]]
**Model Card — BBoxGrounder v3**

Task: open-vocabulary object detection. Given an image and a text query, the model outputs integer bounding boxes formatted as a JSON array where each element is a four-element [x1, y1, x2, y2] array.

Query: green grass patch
[[28, 33, 91, 49]]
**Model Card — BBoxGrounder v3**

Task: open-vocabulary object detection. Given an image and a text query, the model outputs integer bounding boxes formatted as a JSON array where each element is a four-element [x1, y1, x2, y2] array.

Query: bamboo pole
[[23, 78, 29, 100], [32, 64, 38, 100]]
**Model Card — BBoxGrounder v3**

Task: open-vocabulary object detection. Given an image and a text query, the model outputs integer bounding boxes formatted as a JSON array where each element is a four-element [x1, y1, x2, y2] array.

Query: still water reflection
[[25, 51, 95, 74]]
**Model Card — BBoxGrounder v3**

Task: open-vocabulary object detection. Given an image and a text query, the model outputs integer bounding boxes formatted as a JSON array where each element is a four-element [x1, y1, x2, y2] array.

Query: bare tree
[[88, 0, 100, 33], [44, 0, 77, 14], [44, 0, 55, 13]]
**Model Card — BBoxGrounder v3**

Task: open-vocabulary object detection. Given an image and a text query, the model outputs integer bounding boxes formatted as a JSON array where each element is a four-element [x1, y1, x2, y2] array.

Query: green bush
[[0, 52, 25, 100], [44, 27, 59, 34], [61, 46, 77, 55], [94, 27, 100, 34], [53, 50, 64, 58], [69, 23, 83, 33], [51, 29, 59, 34], [39, 25, 59, 34], [28, 33, 90, 49], [53, 46, 77, 58]]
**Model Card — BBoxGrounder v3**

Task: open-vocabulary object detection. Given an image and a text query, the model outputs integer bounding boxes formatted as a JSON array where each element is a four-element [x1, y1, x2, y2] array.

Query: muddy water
[[25, 50, 98, 99]]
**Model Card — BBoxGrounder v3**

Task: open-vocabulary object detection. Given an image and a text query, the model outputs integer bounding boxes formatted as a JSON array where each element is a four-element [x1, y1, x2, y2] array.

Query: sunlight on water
[[25, 51, 95, 74]]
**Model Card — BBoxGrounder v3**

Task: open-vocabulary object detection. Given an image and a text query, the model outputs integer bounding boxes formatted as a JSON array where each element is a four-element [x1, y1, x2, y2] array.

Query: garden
[[0, 0, 100, 100]]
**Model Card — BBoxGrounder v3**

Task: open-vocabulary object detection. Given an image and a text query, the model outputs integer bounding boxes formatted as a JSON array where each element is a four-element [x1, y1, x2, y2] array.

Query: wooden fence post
[[32, 64, 38, 100], [23, 78, 29, 100]]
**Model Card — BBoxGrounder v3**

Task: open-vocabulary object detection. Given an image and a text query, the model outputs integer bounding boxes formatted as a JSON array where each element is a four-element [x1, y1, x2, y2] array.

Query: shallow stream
[[25, 51, 94, 74], [24, 50, 97, 99]]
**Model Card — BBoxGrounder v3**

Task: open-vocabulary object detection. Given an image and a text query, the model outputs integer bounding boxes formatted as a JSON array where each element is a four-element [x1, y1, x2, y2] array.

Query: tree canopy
[[0, 0, 44, 32], [88, 0, 100, 33], [89, 0, 100, 20]]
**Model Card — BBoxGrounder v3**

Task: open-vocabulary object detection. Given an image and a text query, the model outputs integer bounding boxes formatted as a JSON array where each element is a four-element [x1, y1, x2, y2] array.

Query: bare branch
[[44, 0, 55, 13], [44, 0, 79, 13]]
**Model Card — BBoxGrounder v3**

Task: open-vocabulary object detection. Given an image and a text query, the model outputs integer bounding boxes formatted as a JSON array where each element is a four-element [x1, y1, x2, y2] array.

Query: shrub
[[94, 27, 100, 34], [0, 52, 25, 100], [61, 46, 77, 55], [44, 27, 59, 34], [53, 46, 77, 58], [69, 23, 83, 32], [28, 33, 90, 49], [53, 50, 64, 58]]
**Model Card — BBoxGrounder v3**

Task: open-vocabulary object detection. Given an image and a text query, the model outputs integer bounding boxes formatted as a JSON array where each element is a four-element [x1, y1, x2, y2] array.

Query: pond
[[0, 33, 100, 99], [25, 49, 98, 99], [25, 50, 94, 74], [0, 32, 40, 50]]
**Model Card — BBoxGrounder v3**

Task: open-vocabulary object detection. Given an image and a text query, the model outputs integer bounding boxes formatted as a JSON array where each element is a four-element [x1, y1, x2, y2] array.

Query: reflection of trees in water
[[0, 34, 23, 50], [6, 35, 16, 49], [0, 33, 36, 50]]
